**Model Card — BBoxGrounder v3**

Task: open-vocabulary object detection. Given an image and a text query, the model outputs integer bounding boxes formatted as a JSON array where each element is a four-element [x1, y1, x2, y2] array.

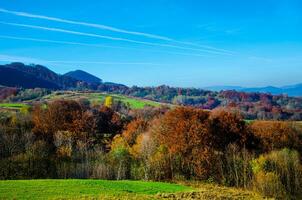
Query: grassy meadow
[[0, 103, 29, 110], [0, 179, 265, 200], [0, 179, 192, 200], [41, 91, 163, 109], [0, 91, 164, 112]]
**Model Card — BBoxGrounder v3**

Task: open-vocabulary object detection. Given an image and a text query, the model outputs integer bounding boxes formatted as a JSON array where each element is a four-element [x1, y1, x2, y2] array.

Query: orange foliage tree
[[250, 121, 301, 153]]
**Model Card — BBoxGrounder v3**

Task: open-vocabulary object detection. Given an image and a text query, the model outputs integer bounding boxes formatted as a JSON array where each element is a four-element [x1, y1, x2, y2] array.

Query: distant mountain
[[64, 70, 102, 84], [281, 83, 302, 97], [203, 86, 244, 91], [0, 62, 124, 91], [0, 62, 79, 89], [103, 82, 127, 87], [204, 84, 302, 97], [0, 65, 60, 89], [240, 86, 283, 95]]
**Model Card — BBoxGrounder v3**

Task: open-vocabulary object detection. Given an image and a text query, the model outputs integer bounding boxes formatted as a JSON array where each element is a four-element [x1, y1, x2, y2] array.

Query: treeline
[[2, 84, 302, 120], [0, 87, 50, 102], [0, 99, 302, 198], [109, 85, 302, 120]]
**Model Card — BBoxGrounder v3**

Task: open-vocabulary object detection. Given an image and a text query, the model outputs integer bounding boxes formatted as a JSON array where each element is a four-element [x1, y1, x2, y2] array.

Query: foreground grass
[[164, 181, 266, 200], [0, 179, 192, 200], [0, 179, 267, 200]]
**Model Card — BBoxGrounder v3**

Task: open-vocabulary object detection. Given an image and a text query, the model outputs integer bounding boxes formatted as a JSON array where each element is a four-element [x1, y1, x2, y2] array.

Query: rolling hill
[[0, 62, 80, 89], [0, 62, 126, 91], [64, 70, 102, 84], [0, 65, 60, 89]]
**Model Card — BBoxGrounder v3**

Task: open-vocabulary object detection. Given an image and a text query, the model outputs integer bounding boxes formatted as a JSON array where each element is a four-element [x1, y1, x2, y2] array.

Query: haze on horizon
[[0, 0, 301, 88]]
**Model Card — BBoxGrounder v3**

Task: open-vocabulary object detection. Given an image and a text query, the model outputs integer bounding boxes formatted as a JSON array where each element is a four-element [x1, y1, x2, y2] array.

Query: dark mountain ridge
[[0, 65, 60, 89], [0, 62, 125, 91], [4, 62, 79, 89], [64, 70, 102, 84]]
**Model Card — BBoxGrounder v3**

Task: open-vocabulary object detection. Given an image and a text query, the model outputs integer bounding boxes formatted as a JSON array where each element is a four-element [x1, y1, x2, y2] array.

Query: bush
[[251, 149, 302, 199], [253, 171, 286, 199]]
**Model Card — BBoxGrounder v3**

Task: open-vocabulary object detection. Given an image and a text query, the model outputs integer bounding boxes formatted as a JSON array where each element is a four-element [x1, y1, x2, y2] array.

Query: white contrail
[[0, 8, 234, 54], [0, 54, 166, 66], [173, 40, 235, 54], [0, 8, 172, 41], [0, 21, 233, 56], [0, 35, 212, 57], [0, 35, 138, 50]]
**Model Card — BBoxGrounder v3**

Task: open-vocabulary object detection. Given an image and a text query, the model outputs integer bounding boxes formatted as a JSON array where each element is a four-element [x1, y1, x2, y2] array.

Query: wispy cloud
[[0, 8, 234, 55], [0, 35, 211, 57], [0, 21, 233, 56], [0, 8, 171, 41], [0, 54, 47, 63], [0, 35, 139, 50], [0, 54, 166, 66], [45, 61, 165, 66]]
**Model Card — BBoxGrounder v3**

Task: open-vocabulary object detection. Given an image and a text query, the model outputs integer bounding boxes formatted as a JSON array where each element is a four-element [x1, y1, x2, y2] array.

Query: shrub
[[251, 149, 302, 199], [253, 171, 286, 199]]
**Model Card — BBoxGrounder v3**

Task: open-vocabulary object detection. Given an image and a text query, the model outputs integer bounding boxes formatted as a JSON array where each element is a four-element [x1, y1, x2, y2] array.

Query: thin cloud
[[173, 40, 235, 54], [0, 35, 138, 50], [0, 8, 172, 41], [0, 35, 211, 57], [0, 8, 234, 54], [0, 54, 166, 66], [46, 61, 166, 66], [0, 54, 46, 63], [0, 21, 233, 56]]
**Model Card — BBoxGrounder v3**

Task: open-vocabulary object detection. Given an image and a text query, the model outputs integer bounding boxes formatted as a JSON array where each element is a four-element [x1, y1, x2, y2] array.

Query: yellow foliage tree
[[104, 96, 113, 107]]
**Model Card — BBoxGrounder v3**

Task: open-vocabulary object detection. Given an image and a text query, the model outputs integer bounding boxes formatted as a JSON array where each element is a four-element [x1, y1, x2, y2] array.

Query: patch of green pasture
[[111, 94, 161, 109], [0, 179, 192, 200], [42, 92, 161, 109], [0, 103, 29, 109]]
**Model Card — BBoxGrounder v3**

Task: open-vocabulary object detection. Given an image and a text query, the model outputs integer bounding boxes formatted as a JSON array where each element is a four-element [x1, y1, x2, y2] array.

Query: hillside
[[64, 70, 102, 84], [42, 91, 163, 109], [113, 85, 302, 120], [0, 66, 60, 89], [1, 62, 302, 120], [0, 62, 126, 91], [0, 62, 79, 89]]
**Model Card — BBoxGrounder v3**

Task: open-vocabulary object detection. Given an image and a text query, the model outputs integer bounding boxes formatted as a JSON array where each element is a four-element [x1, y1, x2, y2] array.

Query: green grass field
[[0, 103, 29, 110], [42, 92, 163, 109], [0, 179, 192, 200], [0, 179, 265, 200]]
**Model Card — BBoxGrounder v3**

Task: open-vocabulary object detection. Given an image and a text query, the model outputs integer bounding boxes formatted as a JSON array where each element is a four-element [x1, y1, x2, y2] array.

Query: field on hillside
[[41, 91, 163, 109], [0, 179, 264, 200], [0, 91, 165, 111], [0, 103, 29, 110]]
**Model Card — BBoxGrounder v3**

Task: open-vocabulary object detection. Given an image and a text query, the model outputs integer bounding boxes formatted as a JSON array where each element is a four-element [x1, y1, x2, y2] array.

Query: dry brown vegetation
[[1, 100, 302, 199]]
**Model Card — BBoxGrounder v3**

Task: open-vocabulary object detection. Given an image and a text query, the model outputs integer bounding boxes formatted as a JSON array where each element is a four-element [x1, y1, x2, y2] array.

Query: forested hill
[[109, 85, 302, 120], [0, 62, 124, 90], [1, 62, 302, 120], [0, 62, 79, 89], [64, 70, 102, 84]]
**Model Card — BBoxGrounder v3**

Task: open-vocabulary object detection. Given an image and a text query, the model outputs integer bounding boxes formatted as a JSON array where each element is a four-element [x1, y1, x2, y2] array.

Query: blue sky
[[0, 0, 301, 87]]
